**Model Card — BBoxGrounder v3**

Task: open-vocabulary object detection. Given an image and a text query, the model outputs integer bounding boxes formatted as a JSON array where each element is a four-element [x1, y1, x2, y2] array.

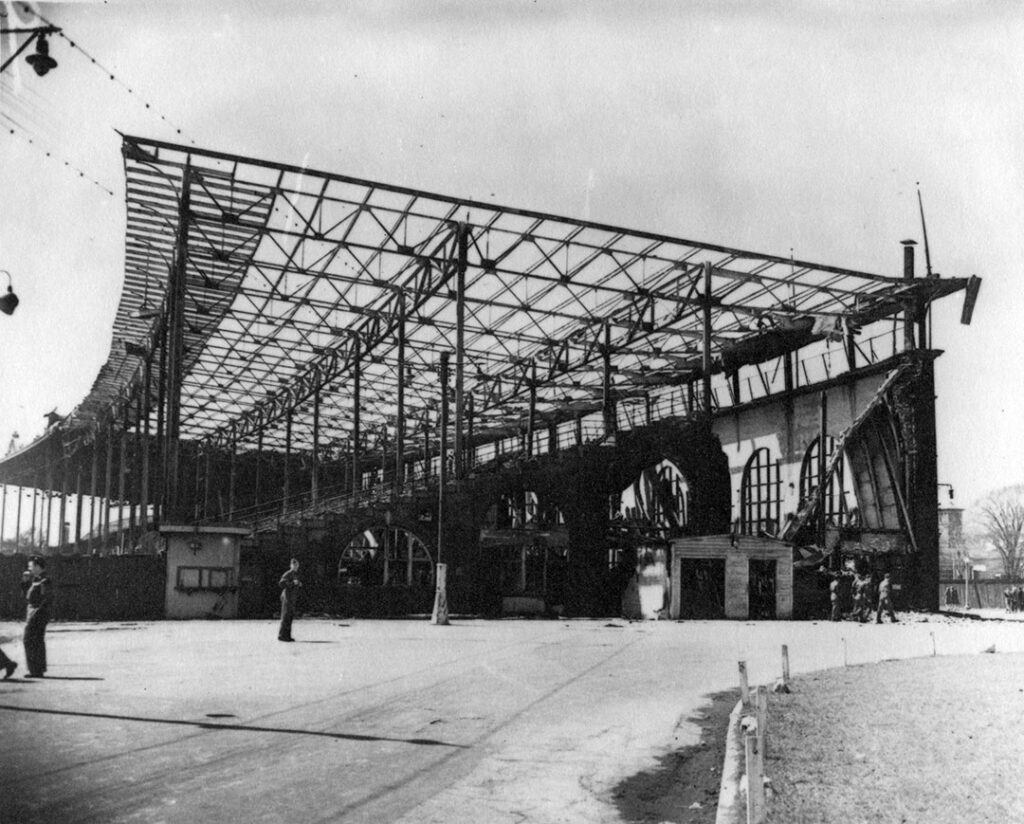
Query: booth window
[[176, 566, 235, 593], [740, 447, 780, 535]]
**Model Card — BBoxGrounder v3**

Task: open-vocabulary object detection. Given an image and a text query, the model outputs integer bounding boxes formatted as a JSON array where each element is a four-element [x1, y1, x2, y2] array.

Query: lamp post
[[0, 26, 61, 76]]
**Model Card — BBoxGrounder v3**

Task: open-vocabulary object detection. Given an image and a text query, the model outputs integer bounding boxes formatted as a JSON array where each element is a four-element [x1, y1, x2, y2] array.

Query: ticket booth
[[161, 525, 250, 619]]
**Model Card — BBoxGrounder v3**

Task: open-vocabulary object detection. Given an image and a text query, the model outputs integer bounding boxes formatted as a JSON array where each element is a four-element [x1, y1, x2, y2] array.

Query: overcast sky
[[0, 0, 1021, 511]]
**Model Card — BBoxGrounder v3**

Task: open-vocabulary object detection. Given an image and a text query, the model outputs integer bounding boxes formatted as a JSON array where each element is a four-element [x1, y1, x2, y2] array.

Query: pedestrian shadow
[[0, 704, 467, 748]]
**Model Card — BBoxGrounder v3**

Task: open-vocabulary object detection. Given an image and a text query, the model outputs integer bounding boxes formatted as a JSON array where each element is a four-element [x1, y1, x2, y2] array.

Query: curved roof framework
[[2, 134, 971, 488]]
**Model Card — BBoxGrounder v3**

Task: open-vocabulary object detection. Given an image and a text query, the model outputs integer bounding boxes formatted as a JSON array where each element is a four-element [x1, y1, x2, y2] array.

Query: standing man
[[22, 555, 52, 677], [829, 575, 842, 622], [875, 572, 898, 623], [278, 557, 302, 642]]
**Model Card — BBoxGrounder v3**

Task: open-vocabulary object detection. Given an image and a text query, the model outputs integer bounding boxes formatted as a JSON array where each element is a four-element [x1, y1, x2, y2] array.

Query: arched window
[[740, 448, 780, 535], [799, 436, 848, 525]]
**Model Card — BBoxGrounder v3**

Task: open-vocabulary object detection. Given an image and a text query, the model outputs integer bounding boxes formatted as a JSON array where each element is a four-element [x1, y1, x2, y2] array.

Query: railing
[[213, 325, 905, 533]]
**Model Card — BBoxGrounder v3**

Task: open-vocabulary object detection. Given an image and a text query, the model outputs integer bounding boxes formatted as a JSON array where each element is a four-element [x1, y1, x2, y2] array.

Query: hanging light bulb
[[0, 271, 19, 316], [26, 34, 57, 77]]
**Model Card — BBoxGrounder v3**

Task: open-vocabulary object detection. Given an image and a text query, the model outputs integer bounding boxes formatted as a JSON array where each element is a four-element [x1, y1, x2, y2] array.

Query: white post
[[431, 562, 449, 625], [756, 685, 768, 759], [745, 732, 765, 824], [738, 660, 750, 706]]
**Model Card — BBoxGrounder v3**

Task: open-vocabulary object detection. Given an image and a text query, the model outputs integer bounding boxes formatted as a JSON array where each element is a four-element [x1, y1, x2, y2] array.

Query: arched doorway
[[611, 458, 690, 619], [338, 522, 435, 589]]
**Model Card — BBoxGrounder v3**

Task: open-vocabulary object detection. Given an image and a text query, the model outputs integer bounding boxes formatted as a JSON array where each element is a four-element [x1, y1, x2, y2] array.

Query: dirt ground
[[764, 652, 1024, 824], [611, 688, 737, 824]]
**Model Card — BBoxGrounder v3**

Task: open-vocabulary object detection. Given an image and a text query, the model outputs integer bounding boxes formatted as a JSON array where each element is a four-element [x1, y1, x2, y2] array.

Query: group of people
[[1004, 586, 1024, 613], [828, 569, 898, 624], [0, 555, 53, 680]]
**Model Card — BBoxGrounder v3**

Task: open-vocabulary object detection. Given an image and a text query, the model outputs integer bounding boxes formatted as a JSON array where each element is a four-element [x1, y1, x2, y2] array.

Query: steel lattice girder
[[61, 134, 970, 460]]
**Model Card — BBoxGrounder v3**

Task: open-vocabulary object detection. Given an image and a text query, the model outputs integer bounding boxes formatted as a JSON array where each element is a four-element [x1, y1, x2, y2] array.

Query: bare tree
[[976, 486, 1024, 581]]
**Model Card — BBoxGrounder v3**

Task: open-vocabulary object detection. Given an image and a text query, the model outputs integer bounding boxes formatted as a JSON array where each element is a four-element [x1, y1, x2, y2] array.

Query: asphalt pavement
[[1, 612, 1022, 824]]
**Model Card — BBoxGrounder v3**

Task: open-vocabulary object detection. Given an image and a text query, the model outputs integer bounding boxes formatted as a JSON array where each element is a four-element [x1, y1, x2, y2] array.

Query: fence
[[0, 554, 165, 621]]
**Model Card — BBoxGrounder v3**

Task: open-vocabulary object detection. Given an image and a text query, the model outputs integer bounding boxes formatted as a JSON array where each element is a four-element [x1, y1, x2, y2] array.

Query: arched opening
[[611, 458, 691, 619], [799, 436, 854, 526], [740, 447, 781, 536], [338, 523, 434, 588], [480, 488, 567, 614]]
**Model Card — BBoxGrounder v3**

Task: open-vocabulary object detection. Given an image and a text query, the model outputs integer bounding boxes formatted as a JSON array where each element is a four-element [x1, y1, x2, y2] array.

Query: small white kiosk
[[160, 525, 250, 619]]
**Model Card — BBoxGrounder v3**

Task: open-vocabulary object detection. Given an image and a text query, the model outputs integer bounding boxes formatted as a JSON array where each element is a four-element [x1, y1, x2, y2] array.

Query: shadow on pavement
[[0, 703, 468, 748]]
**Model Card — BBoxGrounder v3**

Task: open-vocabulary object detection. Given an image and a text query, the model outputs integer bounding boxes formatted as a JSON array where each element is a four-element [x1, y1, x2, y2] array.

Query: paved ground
[[0, 612, 1022, 824]]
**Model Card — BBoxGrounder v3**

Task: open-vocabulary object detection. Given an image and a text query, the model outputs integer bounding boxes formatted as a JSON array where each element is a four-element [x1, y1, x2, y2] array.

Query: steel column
[[453, 224, 468, 479], [74, 467, 83, 552], [395, 290, 406, 491], [164, 161, 193, 518], [702, 261, 713, 414], [817, 391, 828, 548], [311, 387, 320, 506], [902, 240, 916, 351], [283, 409, 292, 514], [254, 429, 263, 511], [527, 359, 537, 457], [14, 486, 22, 551], [602, 321, 616, 437], [352, 337, 362, 494], [438, 351, 450, 565], [103, 422, 113, 552], [228, 430, 237, 518]]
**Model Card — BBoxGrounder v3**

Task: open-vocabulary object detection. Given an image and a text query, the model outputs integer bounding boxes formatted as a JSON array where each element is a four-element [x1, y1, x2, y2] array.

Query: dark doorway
[[676, 558, 726, 619], [749, 559, 777, 619]]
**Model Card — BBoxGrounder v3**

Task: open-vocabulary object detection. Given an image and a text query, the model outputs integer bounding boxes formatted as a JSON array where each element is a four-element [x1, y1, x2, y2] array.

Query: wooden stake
[[738, 660, 750, 705]]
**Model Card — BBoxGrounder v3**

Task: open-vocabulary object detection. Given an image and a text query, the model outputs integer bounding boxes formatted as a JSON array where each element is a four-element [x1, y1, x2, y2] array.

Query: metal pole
[[254, 429, 263, 512], [74, 466, 83, 552], [602, 321, 616, 437], [104, 421, 113, 551], [527, 359, 537, 457], [119, 409, 128, 550], [283, 409, 292, 515], [395, 290, 406, 492], [454, 224, 468, 479], [58, 457, 68, 550], [43, 458, 53, 549], [228, 429, 237, 519], [0, 483, 6, 545], [15, 486, 22, 551], [902, 240, 916, 351], [818, 391, 828, 548], [438, 351, 450, 565], [702, 261, 713, 415], [89, 436, 99, 550], [352, 336, 362, 494], [141, 356, 151, 533], [165, 161, 192, 518], [29, 486, 37, 550], [312, 386, 320, 506]]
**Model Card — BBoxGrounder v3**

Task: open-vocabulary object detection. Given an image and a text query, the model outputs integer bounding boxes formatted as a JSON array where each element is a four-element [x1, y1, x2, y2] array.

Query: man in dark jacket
[[278, 558, 302, 642], [22, 555, 52, 677]]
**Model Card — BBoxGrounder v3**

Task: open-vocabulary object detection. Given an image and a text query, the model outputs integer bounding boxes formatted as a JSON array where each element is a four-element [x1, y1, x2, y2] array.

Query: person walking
[[278, 558, 302, 642], [22, 555, 52, 677], [875, 572, 898, 623], [0, 645, 16, 679]]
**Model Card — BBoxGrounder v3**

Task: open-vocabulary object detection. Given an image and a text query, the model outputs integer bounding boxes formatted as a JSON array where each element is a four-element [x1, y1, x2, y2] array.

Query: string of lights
[[1, 114, 115, 196], [20, 3, 196, 145]]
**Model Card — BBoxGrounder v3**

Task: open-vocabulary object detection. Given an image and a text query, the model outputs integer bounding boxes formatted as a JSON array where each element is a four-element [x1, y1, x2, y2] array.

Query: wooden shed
[[669, 535, 793, 620]]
